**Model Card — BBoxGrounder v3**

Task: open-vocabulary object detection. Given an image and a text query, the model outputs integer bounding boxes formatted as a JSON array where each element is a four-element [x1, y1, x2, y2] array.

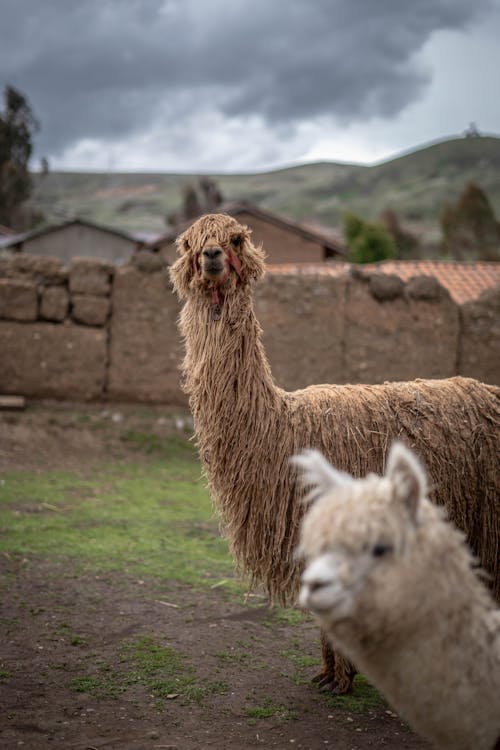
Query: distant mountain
[[29, 135, 500, 251]]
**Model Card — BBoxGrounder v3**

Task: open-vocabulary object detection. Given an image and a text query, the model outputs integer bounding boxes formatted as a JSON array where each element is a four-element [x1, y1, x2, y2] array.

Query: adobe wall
[[255, 269, 462, 387], [0, 252, 498, 405], [0, 255, 110, 400], [254, 273, 346, 388], [107, 258, 184, 403], [458, 286, 500, 384]]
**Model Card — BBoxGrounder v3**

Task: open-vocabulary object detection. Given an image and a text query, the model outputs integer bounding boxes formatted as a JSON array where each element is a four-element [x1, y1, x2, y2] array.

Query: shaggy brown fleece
[[170, 213, 500, 609]]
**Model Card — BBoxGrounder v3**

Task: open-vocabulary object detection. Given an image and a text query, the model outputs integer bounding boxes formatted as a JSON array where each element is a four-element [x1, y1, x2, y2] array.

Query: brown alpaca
[[169, 212, 500, 694]]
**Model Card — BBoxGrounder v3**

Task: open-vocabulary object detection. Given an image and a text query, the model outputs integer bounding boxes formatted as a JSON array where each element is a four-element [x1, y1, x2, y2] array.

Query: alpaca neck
[[178, 284, 303, 605], [179, 287, 282, 425]]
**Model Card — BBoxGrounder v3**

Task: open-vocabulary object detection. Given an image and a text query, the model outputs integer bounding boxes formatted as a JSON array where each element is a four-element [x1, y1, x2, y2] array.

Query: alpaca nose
[[202, 246, 223, 260], [301, 554, 339, 595], [308, 579, 327, 593]]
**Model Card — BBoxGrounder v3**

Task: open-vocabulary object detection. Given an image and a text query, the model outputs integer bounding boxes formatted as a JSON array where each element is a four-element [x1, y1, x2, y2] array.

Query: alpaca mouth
[[202, 262, 226, 280]]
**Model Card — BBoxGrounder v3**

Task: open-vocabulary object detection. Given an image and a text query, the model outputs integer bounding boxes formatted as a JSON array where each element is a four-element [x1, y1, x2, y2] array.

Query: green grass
[[279, 637, 320, 686], [0, 435, 238, 591], [280, 649, 317, 671], [244, 697, 298, 722], [120, 430, 194, 457], [262, 607, 306, 628], [214, 649, 251, 665], [321, 674, 386, 712], [55, 622, 88, 647], [70, 635, 229, 704], [214, 648, 267, 671]]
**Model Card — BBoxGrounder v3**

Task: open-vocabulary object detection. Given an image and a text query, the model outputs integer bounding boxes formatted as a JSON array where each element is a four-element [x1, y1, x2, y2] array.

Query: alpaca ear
[[169, 252, 193, 300], [241, 235, 266, 283], [291, 449, 353, 505], [386, 442, 427, 521], [169, 236, 194, 300]]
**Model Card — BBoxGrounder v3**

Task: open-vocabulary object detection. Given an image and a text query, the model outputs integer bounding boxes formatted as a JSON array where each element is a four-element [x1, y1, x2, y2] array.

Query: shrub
[[342, 211, 396, 264]]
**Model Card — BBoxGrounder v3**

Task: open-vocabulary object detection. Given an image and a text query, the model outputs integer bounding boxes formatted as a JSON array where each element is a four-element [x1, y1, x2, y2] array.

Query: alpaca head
[[294, 443, 429, 624], [169, 213, 266, 301]]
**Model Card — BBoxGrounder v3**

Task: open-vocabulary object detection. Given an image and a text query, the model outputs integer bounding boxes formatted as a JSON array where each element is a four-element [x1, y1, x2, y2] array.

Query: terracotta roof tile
[[267, 260, 500, 305]]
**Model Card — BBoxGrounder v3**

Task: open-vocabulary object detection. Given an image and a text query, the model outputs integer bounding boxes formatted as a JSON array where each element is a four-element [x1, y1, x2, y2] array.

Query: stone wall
[[0, 252, 498, 404], [0, 255, 111, 400]]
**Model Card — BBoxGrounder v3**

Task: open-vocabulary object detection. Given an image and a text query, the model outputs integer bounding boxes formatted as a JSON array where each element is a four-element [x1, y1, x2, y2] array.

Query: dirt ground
[[0, 402, 431, 750]]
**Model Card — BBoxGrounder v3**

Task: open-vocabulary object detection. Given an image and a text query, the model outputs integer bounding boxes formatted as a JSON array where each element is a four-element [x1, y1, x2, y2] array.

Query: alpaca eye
[[372, 542, 393, 558], [232, 236, 242, 247]]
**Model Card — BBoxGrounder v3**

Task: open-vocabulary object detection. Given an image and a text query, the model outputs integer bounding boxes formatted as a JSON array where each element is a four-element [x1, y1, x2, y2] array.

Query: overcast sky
[[1, 0, 499, 173]]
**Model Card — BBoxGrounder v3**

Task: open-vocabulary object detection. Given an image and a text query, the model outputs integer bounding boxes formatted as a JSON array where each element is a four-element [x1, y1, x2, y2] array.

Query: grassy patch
[[279, 639, 319, 686], [214, 649, 251, 666], [244, 698, 298, 723], [55, 622, 88, 647], [0, 436, 240, 591], [321, 674, 385, 712], [280, 649, 317, 670], [70, 635, 229, 705], [214, 648, 267, 671], [262, 607, 306, 628], [120, 430, 194, 459]]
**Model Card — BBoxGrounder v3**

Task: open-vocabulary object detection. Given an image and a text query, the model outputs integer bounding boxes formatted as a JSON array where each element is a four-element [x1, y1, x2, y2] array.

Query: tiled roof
[[266, 260, 500, 305]]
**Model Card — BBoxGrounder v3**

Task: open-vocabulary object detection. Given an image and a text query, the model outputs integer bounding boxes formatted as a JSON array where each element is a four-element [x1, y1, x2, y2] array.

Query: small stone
[[70, 258, 113, 296], [407, 274, 443, 301], [71, 294, 110, 326], [40, 286, 69, 321], [369, 273, 404, 301], [0, 278, 38, 321]]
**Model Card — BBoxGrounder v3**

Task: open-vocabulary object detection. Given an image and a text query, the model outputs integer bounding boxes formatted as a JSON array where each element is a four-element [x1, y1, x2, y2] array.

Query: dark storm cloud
[[0, 0, 493, 159]]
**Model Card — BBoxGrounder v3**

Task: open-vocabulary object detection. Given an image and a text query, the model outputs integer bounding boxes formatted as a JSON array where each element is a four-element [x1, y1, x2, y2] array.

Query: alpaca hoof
[[311, 672, 353, 695], [312, 671, 331, 687]]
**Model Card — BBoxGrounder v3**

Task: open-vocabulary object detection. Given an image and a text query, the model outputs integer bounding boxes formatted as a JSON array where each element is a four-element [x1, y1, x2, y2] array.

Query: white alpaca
[[295, 443, 500, 750]]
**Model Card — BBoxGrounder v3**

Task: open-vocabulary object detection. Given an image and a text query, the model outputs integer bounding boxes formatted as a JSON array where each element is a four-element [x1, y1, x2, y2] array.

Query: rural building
[[147, 201, 346, 264], [0, 218, 158, 265]]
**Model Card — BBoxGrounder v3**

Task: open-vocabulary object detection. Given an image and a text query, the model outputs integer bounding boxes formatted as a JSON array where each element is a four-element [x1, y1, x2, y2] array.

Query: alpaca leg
[[333, 651, 357, 694], [312, 630, 356, 694]]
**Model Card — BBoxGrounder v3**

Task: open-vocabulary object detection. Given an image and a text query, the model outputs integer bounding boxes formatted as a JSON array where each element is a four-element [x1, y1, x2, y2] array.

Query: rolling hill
[[28, 135, 500, 249]]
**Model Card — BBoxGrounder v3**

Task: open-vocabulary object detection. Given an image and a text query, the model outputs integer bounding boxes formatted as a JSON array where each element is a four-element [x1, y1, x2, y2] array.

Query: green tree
[[440, 182, 500, 261], [342, 211, 396, 264], [0, 85, 39, 228]]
